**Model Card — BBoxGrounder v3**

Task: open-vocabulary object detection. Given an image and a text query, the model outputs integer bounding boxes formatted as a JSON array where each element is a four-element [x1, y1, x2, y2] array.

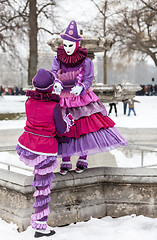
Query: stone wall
[[0, 167, 157, 232]]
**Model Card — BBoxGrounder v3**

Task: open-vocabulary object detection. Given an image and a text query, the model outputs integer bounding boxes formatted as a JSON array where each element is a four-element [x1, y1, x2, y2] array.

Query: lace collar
[[57, 46, 88, 67]]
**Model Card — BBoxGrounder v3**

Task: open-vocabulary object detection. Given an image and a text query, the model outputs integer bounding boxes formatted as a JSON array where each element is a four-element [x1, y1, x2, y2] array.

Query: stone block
[[1, 167, 157, 231]]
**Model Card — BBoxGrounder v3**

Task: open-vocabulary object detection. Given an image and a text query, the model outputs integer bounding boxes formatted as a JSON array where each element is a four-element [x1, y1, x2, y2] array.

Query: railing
[[120, 144, 157, 168], [0, 144, 157, 172]]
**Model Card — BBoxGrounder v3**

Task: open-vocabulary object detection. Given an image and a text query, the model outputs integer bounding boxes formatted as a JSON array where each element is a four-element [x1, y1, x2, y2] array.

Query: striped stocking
[[31, 157, 58, 230]]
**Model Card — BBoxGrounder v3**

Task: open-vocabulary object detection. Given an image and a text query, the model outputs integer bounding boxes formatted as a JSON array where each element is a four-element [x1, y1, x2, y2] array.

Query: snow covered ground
[[0, 95, 157, 172], [0, 95, 157, 129], [0, 95, 157, 239], [1, 215, 157, 240], [0, 95, 27, 114]]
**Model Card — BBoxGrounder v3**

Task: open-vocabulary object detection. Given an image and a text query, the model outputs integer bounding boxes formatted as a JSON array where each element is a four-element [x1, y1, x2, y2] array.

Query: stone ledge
[[1, 167, 157, 192], [1, 167, 157, 231]]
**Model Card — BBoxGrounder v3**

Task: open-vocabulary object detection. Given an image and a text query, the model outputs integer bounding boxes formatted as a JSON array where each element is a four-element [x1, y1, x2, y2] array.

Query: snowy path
[[1, 96, 157, 239], [1, 215, 157, 240]]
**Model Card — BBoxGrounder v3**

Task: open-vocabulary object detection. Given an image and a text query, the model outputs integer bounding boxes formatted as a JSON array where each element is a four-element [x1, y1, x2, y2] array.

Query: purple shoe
[[59, 168, 69, 175]]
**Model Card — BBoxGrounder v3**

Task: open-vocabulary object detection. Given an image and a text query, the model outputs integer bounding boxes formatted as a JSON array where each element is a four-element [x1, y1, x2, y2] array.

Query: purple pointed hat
[[60, 20, 82, 42], [32, 68, 55, 92]]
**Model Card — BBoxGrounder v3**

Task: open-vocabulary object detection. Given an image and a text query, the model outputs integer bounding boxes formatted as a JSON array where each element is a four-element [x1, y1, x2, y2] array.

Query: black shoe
[[34, 230, 55, 238]]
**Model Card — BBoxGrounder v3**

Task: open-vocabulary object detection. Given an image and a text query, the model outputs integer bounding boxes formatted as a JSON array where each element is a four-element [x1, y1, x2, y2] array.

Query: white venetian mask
[[63, 40, 76, 55]]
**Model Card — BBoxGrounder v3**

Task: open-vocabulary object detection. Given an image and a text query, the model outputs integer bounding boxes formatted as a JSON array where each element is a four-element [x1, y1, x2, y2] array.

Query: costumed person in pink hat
[[51, 20, 128, 175], [16, 68, 74, 238]]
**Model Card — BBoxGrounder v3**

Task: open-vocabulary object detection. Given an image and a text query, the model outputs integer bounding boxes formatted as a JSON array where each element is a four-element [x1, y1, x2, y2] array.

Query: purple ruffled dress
[[51, 46, 128, 159]]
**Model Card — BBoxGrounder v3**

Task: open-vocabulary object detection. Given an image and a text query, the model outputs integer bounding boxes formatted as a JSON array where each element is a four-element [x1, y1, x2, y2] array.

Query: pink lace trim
[[33, 160, 58, 175], [19, 154, 47, 167], [31, 207, 50, 221], [60, 91, 99, 108], [31, 220, 47, 230], [33, 186, 51, 197]]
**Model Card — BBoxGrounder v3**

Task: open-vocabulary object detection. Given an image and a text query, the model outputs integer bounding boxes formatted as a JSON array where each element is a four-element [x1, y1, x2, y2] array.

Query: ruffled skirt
[[58, 88, 127, 157]]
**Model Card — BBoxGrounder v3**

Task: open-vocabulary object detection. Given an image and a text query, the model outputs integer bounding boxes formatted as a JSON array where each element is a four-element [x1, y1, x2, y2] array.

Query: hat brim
[[32, 71, 56, 92], [33, 83, 54, 92], [61, 33, 82, 42]]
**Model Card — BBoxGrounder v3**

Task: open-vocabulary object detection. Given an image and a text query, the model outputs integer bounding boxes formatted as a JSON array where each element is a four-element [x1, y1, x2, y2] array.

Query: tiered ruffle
[[61, 100, 107, 120], [58, 128, 127, 157], [63, 113, 115, 138], [31, 207, 50, 221], [58, 86, 127, 157], [31, 220, 47, 230], [32, 173, 55, 187], [16, 144, 58, 230], [33, 186, 51, 197], [33, 163, 58, 175], [60, 91, 99, 108], [33, 196, 51, 208], [16, 145, 57, 167]]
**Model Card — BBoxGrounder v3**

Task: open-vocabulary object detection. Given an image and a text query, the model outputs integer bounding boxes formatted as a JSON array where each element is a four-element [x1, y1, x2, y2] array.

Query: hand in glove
[[70, 85, 83, 96], [63, 114, 75, 132], [52, 81, 63, 95]]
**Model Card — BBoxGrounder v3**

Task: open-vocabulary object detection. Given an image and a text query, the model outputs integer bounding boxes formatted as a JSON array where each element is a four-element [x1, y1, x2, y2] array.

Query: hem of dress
[[17, 141, 57, 156], [58, 142, 128, 158]]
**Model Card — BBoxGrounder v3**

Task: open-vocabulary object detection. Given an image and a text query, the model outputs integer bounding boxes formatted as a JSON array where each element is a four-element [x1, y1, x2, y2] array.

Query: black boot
[[34, 230, 55, 238]]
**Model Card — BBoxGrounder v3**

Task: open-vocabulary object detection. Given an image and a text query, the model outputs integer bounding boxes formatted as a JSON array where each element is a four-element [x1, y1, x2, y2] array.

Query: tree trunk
[[103, 1, 107, 84], [28, 0, 38, 86], [103, 50, 107, 84]]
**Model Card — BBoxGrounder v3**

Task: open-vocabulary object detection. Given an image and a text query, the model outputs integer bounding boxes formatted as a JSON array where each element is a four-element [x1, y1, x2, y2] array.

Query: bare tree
[[108, 0, 157, 66], [28, 0, 38, 85], [0, 0, 62, 85], [86, 0, 119, 84], [140, 0, 157, 12], [90, 0, 108, 84], [0, 0, 28, 53]]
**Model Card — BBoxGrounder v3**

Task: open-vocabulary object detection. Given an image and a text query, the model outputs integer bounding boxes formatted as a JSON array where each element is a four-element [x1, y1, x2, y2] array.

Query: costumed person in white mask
[[51, 20, 128, 175]]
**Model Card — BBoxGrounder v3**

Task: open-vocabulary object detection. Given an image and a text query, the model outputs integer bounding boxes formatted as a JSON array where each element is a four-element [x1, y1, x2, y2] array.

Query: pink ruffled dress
[[51, 46, 127, 158]]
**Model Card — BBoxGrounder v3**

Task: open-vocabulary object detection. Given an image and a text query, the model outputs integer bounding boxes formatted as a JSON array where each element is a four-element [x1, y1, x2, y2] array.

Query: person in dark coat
[[108, 102, 118, 117]]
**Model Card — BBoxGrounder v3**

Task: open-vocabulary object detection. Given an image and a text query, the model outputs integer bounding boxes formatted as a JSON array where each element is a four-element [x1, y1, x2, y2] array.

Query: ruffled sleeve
[[80, 58, 94, 96]]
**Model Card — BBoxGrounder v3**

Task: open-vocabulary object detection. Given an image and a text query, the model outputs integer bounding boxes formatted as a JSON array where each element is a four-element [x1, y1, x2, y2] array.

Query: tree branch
[[38, 27, 60, 36], [90, 0, 104, 16], [140, 0, 157, 12], [37, 2, 55, 16]]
